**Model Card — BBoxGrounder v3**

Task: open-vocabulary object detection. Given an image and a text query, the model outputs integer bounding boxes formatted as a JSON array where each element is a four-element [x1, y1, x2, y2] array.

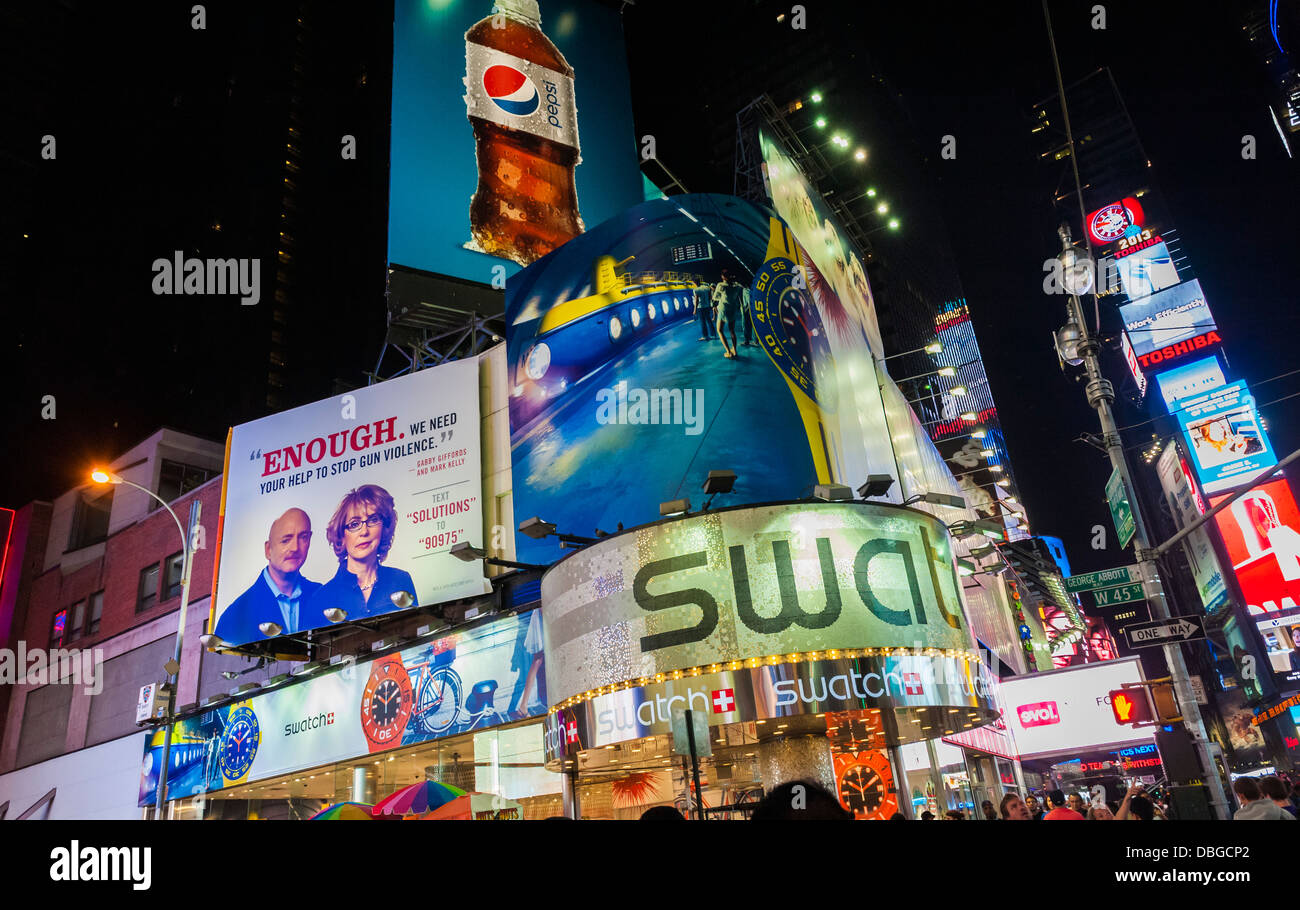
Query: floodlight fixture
[[857, 475, 896, 499]]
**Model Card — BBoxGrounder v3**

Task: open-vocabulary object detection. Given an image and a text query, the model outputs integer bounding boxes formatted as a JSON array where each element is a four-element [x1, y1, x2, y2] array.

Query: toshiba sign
[[998, 658, 1154, 760]]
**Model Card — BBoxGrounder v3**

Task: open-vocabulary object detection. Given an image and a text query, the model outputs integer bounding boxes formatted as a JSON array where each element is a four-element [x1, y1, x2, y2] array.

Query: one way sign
[[1122, 615, 1207, 649]]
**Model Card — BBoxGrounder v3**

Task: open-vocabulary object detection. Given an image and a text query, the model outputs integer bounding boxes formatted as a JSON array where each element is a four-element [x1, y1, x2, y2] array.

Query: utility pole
[[1056, 229, 1231, 819], [1042, 0, 1230, 819]]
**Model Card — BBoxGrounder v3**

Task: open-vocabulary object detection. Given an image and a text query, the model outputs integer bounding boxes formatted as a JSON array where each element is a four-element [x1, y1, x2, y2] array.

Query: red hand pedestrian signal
[[1114, 694, 1135, 721], [1109, 688, 1153, 725]]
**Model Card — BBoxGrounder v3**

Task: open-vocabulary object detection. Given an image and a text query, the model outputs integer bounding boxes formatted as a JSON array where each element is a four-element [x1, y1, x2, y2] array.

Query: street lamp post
[[93, 470, 200, 820], [1048, 239, 1232, 818], [1041, 0, 1230, 817]]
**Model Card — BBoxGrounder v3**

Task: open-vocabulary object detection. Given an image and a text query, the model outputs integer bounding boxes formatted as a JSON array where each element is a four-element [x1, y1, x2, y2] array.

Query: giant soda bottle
[[464, 0, 583, 266]]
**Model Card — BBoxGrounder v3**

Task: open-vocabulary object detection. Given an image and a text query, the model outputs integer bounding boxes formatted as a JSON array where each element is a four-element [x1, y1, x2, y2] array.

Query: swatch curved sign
[[540, 501, 975, 706]]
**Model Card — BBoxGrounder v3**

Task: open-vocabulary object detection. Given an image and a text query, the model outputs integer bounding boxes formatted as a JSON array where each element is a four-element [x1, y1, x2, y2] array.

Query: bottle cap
[[493, 0, 541, 24]]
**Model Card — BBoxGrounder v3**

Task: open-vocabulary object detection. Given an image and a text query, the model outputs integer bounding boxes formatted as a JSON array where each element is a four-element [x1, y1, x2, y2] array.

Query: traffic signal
[[1109, 687, 1154, 725], [1150, 681, 1181, 723]]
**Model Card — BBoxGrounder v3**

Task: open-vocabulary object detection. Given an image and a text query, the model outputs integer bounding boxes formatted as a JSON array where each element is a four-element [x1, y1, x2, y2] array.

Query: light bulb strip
[[546, 647, 979, 715]]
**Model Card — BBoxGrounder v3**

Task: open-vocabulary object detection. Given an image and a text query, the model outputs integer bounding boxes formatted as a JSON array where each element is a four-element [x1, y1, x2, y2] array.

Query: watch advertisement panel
[[1211, 477, 1300, 689], [1177, 381, 1277, 494], [1119, 279, 1218, 361], [542, 652, 998, 764], [209, 358, 489, 648], [540, 501, 976, 706], [388, 0, 643, 282], [139, 611, 546, 805], [504, 193, 955, 564], [1154, 445, 1229, 615], [993, 658, 1155, 760]]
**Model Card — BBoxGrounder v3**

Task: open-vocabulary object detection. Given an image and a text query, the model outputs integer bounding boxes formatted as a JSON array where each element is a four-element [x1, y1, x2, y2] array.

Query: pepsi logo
[[484, 64, 539, 116], [1016, 701, 1061, 727]]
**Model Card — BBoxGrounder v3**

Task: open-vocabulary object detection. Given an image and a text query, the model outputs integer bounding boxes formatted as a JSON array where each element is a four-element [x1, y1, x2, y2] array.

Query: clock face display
[[360, 656, 414, 751], [219, 705, 260, 782], [833, 749, 897, 820], [752, 256, 836, 411]]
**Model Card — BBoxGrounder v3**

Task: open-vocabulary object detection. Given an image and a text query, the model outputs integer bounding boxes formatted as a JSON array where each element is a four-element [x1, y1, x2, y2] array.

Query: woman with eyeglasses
[[306, 484, 418, 622]]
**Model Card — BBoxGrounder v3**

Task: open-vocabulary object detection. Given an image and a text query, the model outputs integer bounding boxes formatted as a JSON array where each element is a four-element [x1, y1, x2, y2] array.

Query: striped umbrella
[[372, 781, 468, 817], [308, 802, 376, 821]]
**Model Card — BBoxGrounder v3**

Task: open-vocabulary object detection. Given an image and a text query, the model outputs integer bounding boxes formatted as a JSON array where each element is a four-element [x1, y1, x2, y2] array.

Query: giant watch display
[[360, 654, 414, 752], [751, 218, 841, 482]]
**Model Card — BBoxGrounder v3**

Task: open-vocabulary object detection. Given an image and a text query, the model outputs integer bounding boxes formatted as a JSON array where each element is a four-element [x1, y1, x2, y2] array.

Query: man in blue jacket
[[214, 508, 321, 645]]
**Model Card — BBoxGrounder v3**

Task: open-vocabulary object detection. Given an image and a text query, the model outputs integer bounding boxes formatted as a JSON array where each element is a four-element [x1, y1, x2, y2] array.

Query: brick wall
[[21, 478, 222, 654]]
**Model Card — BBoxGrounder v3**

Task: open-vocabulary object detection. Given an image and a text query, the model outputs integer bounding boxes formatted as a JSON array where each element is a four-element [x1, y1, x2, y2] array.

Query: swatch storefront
[[139, 609, 565, 819], [539, 501, 1001, 819]]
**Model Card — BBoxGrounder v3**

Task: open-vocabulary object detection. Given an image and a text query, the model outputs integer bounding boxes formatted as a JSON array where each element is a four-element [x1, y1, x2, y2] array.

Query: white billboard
[[210, 358, 490, 647], [996, 658, 1154, 760]]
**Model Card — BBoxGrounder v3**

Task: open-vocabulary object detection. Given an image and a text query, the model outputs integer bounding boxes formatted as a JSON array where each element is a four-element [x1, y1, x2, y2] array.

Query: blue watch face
[[219, 705, 260, 781], [752, 257, 836, 410]]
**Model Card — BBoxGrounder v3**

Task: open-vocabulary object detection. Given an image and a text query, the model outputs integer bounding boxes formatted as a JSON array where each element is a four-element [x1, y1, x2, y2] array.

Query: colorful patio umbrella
[[308, 802, 376, 820], [372, 780, 468, 817], [417, 793, 524, 821]]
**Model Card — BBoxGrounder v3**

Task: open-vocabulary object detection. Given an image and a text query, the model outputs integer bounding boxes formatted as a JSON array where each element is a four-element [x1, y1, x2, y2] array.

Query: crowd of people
[[630, 772, 1300, 821]]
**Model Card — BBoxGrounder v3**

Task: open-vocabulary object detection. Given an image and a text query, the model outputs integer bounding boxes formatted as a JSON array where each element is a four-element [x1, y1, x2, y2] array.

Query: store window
[[183, 719, 563, 820]]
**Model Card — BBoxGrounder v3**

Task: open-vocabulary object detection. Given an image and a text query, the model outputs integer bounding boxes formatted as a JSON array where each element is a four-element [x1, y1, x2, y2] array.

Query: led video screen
[[388, 0, 642, 283]]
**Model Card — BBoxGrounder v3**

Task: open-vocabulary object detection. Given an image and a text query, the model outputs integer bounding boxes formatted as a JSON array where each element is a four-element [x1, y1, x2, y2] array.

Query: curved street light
[[93, 469, 200, 819]]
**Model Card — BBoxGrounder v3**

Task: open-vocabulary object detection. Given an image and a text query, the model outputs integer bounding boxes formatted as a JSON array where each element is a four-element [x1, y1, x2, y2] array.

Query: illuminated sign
[[1211, 477, 1300, 687], [1155, 445, 1229, 615], [1085, 197, 1146, 246], [541, 653, 998, 763], [997, 658, 1154, 759], [1156, 355, 1226, 412], [1121, 279, 1218, 363], [1017, 701, 1061, 727], [1178, 381, 1277, 494], [1114, 239, 1179, 301], [1137, 331, 1223, 370], [1254, 692, 1300, 726], [141, 611, 545, 804], [387, 0, 643, 282], [1120, 330, 1148, 399], [210, 357, 488, 648], [539, 502, 974, 706]]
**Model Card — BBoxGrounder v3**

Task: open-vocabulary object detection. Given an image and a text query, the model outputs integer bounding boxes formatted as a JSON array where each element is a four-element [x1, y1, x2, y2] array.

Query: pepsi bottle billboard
[[388, 0, 643, 283]]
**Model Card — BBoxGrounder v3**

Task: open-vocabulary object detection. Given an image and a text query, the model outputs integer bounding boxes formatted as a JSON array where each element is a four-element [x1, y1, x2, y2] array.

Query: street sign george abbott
[[1065, 564, 1143, 593], [1121, 615, 1206, 649]]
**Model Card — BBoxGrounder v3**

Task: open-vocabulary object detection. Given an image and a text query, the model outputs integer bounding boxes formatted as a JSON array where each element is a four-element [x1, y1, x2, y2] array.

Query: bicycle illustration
[[405, 640, 502, 737]]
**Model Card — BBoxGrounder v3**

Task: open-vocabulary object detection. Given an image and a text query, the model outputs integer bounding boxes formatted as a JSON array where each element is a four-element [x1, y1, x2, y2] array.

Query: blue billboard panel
[[1115, 240, 1180, 301], [1178, 381, 1277, 494], [504, 194, 951, 564], [1156, 355, 1226, 412], [1120, 279, 1217, 360], [388, 0, 642, 282]]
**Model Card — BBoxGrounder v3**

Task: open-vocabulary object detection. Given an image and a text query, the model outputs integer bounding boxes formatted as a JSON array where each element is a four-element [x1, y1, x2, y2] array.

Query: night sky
[[3, 0, 1297, 580]]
